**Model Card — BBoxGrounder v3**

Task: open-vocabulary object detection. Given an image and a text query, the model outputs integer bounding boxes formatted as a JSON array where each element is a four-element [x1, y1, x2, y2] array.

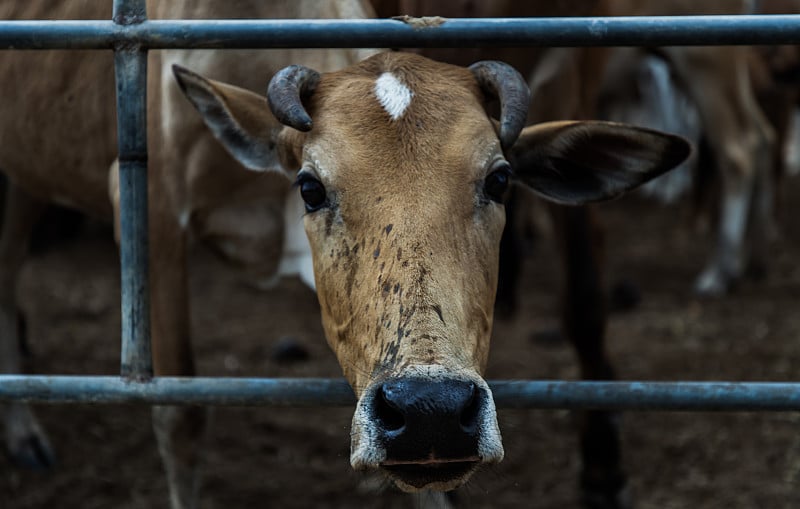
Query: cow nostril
[[459, 383, 480, 434], [375, 385, 405, 433]]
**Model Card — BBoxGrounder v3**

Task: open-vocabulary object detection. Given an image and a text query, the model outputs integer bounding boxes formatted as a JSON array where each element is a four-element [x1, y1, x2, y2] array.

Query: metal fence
[[1, 0, 800, 410]]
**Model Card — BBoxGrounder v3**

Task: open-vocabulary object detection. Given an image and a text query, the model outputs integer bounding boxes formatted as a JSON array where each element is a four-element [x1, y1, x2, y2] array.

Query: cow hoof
[[5, 407, 56, 470], [8, 433, 56, 470], [693, 268, 735, 297]]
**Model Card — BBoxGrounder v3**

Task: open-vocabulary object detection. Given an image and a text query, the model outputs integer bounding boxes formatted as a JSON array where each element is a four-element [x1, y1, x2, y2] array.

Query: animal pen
[[1, 0, 800, 435]]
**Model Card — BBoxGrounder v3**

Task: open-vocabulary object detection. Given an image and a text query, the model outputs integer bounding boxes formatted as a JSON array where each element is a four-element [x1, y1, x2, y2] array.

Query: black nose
[[373, 377, 483, 462]]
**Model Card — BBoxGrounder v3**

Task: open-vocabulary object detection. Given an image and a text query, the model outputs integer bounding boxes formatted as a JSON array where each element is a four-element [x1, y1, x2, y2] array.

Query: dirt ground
[[1, 173, 800, 509]]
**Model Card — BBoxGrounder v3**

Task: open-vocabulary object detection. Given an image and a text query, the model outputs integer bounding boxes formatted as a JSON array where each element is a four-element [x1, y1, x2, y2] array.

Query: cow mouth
[[381, 457, 481, 491]]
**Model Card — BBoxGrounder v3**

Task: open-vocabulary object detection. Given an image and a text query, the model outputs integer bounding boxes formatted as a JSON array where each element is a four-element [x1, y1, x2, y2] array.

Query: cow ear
[[507, 120, 692, 205], [172, 64, 295, 176]]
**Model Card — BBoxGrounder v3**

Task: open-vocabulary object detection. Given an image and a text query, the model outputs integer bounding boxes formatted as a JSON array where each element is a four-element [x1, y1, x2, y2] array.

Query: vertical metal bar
[[113, 0, 152, 379]]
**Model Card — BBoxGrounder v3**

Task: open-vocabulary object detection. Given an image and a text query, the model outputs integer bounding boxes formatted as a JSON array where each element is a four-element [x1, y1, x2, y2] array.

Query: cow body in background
[[602, 0, 776, 294], [599, 41, 798, 229]]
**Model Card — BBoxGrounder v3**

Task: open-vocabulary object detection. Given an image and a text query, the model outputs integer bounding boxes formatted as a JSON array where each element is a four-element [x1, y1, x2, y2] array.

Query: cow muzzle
[[350, 366, 504, 492]]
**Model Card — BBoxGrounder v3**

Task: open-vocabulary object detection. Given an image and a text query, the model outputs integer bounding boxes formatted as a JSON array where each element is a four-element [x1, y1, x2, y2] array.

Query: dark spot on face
[[376, 196, 383, 203], [385, 224, 393, 235], [432, 304, 445, 325], [383, 340, 400, 365], [393, 283, 400, 294], [345, 265, 357, 297], [324, 211, 334, 237], [382, 283, 391, 297], [416, 265, 429, 287], [402, 260, 409, 267], [373, 246, 381, 259], [396, 248, 402, 261]]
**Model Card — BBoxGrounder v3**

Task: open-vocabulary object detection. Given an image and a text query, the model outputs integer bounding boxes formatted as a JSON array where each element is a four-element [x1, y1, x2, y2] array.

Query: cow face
[[174, 51, 689, 492]]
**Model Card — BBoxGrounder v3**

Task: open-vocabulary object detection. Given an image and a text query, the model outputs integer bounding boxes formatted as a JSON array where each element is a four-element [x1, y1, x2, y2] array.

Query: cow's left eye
[[484, 164, 512, 203], [296, 173, 328, 212]]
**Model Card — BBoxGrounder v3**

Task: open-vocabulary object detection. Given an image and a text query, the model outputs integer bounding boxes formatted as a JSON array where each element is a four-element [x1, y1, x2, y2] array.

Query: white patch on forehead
[[374, 72, 413, 120]]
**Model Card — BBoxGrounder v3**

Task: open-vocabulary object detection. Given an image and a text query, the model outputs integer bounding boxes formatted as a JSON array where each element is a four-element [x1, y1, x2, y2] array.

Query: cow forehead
[[304, 52, 500, 183]]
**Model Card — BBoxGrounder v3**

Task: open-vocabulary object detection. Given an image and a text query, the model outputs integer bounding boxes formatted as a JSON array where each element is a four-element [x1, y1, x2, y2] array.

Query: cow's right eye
[[296, 174, 327, 212]]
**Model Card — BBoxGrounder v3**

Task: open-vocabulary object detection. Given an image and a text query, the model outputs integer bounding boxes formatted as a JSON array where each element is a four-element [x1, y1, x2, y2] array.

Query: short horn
[[267, 65, 321, 132], [469, 61, 531, 150]]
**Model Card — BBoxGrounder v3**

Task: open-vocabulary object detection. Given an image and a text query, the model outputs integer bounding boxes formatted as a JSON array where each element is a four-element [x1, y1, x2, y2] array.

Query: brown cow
[[174, 49, 689, 504], [0, 0, 374, 507]]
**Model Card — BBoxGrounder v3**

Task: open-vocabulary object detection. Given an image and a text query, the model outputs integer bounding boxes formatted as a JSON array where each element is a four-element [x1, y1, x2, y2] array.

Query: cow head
[[173, 51, 689, 492]]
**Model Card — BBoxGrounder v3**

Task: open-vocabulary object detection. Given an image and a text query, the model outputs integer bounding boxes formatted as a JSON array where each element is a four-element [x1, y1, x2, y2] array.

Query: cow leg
[[150, 212, 208, 509], [112, 163, 205, 509], [664, 47, 775, 296], [0, 181, 54, 468], [551, 204, 628, 509], [746, 149, 776, 279], [153, 404, 208, 509], [150, 247, 209, 509]]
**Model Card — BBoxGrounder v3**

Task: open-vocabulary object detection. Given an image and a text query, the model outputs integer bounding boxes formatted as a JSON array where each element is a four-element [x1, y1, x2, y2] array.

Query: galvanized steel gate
[[1, 1, 800, 413]]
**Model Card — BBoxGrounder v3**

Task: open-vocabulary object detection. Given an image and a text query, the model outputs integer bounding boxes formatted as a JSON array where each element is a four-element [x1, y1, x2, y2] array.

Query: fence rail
[[2, 376, 800, 411], [1, 6, 799, 410], [2, 15, 800, 49]]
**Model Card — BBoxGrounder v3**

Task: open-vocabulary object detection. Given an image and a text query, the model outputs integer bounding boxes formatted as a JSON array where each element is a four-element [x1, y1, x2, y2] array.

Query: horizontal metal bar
[[1, 376, 800, 411], [0, 376, 356, 407], [1, 15, 800, 49]]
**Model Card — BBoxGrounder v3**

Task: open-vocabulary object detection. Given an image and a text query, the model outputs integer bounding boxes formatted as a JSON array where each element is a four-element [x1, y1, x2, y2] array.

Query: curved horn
[[469, 61, 531, 150], [267, 65, 321, 132]]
